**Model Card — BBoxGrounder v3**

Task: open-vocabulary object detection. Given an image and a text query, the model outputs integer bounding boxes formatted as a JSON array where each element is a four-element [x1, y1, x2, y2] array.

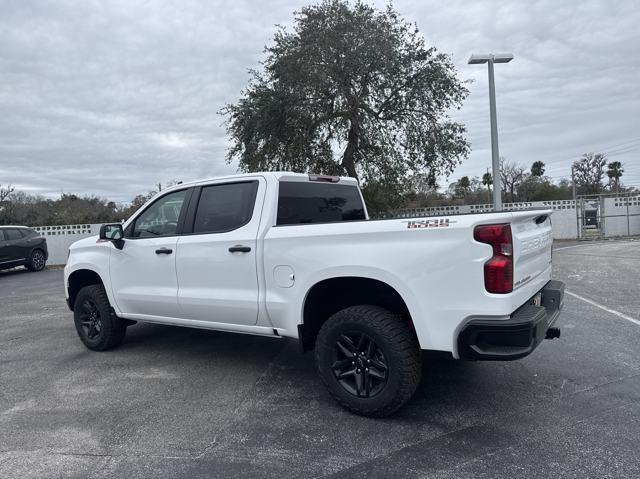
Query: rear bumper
[[457, 280, 565, 360]]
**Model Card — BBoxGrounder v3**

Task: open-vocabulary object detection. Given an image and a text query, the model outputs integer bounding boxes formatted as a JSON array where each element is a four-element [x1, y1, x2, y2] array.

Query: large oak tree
[[222, 0, 469, 200], [573, 152, 607, 195]]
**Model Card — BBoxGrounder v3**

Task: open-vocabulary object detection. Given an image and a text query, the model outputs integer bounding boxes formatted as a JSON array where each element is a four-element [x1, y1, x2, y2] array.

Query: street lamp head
[[468, 53, 514, 64], [468, 54, 491, 64], [493, 53, 514, 63]]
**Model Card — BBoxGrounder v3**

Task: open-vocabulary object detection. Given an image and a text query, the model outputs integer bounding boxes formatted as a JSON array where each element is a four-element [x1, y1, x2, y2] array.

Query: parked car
[[64, 172, 564, 416], [0, 226, 48, 272], [583, 208, 598, 228]]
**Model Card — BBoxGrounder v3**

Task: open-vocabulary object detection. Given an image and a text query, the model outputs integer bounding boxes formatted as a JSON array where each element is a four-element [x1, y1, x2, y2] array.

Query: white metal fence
[[384, 200, 579, 240], [32, 198, 638, 266], [34, 224, 101, 265], [602, 195, 640, 237]]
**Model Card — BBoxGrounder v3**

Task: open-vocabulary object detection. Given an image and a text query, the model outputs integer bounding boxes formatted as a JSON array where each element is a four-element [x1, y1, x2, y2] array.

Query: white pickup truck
[[64, 172, 564, 416]]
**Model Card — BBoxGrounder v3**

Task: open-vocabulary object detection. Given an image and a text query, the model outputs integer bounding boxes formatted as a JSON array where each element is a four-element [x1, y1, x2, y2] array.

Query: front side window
[[130, 189, 187, 238], [192, 181, 258, 234]]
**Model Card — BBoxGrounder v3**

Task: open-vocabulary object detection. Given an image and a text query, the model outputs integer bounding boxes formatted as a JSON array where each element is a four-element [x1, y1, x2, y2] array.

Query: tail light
[[474, 224, 513, 294]]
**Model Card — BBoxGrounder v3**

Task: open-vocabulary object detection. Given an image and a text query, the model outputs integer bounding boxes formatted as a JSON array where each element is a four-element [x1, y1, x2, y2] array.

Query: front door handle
[[155, 248, 173, 255], [228, 245, 251, 253]]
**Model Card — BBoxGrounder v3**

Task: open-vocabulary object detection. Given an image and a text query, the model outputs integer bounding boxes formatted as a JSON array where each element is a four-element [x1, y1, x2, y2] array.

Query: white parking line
[[554, 240, 640, 252], [554, 244, 589, 251], [566, 290, 640, 326]]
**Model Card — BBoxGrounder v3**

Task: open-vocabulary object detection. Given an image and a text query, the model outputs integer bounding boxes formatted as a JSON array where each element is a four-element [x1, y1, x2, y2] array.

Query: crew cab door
[[0, 230, 10, 265], [175, 178, 263, 325], [0, 228, 27, 266], [109, 188, 191, 318]]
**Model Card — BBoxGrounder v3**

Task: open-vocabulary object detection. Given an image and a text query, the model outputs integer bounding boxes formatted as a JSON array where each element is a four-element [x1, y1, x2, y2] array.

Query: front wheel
[[26, 249, 46, 271], [314, 305, 422, 417], [73, 284, 126, 351]]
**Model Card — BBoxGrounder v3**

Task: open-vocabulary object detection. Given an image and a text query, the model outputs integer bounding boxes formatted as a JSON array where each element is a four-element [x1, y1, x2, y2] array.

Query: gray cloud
[[0, 0, 638, 202]]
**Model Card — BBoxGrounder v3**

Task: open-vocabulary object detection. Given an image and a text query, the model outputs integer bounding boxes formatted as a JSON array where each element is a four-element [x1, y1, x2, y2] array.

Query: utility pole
[[487, 58, 500, 210], [572, 164, 579, 238], [468, 53, 513, 212]]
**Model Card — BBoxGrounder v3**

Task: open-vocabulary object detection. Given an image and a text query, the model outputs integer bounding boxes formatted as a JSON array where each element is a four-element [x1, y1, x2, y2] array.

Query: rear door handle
[[155, 248, 173, 255], [228, 245, 251, 253]]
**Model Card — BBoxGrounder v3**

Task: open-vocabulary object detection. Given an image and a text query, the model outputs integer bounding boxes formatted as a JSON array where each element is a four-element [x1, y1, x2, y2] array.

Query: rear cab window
[[277, 181, 366, 226]]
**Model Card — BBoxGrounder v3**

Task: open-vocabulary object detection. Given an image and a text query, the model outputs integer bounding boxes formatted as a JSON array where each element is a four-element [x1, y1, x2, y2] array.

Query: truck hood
[[70, 235, 100, 250]]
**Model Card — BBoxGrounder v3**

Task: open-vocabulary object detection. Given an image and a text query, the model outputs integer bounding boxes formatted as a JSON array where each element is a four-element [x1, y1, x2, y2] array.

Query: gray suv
[[0, 226, 48, 272]]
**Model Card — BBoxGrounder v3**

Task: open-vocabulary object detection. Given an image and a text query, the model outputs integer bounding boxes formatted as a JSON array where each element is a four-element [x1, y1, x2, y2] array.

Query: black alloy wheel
[[332, 332, 388, 398], [315, 305, 422, 417], [28, 249, 46, 271], [78, 297, 103, 341], [73, 284, 126, 351]]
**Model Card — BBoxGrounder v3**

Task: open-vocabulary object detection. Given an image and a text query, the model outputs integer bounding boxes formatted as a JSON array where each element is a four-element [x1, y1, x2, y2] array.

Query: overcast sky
[[1, 0, 638, 202]]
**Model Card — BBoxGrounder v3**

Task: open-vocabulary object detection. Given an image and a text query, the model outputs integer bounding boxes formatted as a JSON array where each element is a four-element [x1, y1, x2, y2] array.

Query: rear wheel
[[73, 284, 126, 351], [314, 305, 421, 417], [26, 249, 46, 271]]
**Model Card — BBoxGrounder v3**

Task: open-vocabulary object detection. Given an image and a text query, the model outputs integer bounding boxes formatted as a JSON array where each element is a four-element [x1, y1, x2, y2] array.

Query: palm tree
[[607, 161, 624, 193], [531, 161, 545, 177], [482, 172, 492, 203], [455, 176, 471, 199]]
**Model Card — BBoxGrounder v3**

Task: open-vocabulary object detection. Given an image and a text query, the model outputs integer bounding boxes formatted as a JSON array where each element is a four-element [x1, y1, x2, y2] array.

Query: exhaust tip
[[545, 327, 561, 340]]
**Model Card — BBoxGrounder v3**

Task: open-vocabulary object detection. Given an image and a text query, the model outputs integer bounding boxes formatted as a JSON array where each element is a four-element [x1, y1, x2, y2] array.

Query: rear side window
[[192, 181, 258, 234], [4, 228, 22, 240], [277, 182, 366, 225], [18, 228, 34, 238]]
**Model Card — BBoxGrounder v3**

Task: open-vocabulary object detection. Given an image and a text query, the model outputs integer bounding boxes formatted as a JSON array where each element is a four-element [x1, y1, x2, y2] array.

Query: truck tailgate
[[511, 210, 553, 292]]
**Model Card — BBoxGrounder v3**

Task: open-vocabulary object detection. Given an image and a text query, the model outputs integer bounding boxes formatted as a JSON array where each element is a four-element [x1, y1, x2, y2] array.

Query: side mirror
[[99, 224, 125, 249]]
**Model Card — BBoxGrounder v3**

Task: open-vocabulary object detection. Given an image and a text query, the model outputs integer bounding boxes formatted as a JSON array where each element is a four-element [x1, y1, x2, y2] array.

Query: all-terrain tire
[[73, 284, 126, 351], [314, 305, 421, 417], [26, 249, 46, 271]]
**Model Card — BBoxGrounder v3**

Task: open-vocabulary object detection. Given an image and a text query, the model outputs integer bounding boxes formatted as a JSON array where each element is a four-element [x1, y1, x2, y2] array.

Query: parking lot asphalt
[[1, 240, 639, 478]]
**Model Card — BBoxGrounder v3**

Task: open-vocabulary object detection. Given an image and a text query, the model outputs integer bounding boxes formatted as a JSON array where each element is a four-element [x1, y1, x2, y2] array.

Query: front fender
[[64, 244, 119, 315]]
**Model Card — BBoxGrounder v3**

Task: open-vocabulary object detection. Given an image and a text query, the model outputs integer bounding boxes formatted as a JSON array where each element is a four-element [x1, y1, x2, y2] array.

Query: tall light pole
[[468, 53, 514, 211]]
